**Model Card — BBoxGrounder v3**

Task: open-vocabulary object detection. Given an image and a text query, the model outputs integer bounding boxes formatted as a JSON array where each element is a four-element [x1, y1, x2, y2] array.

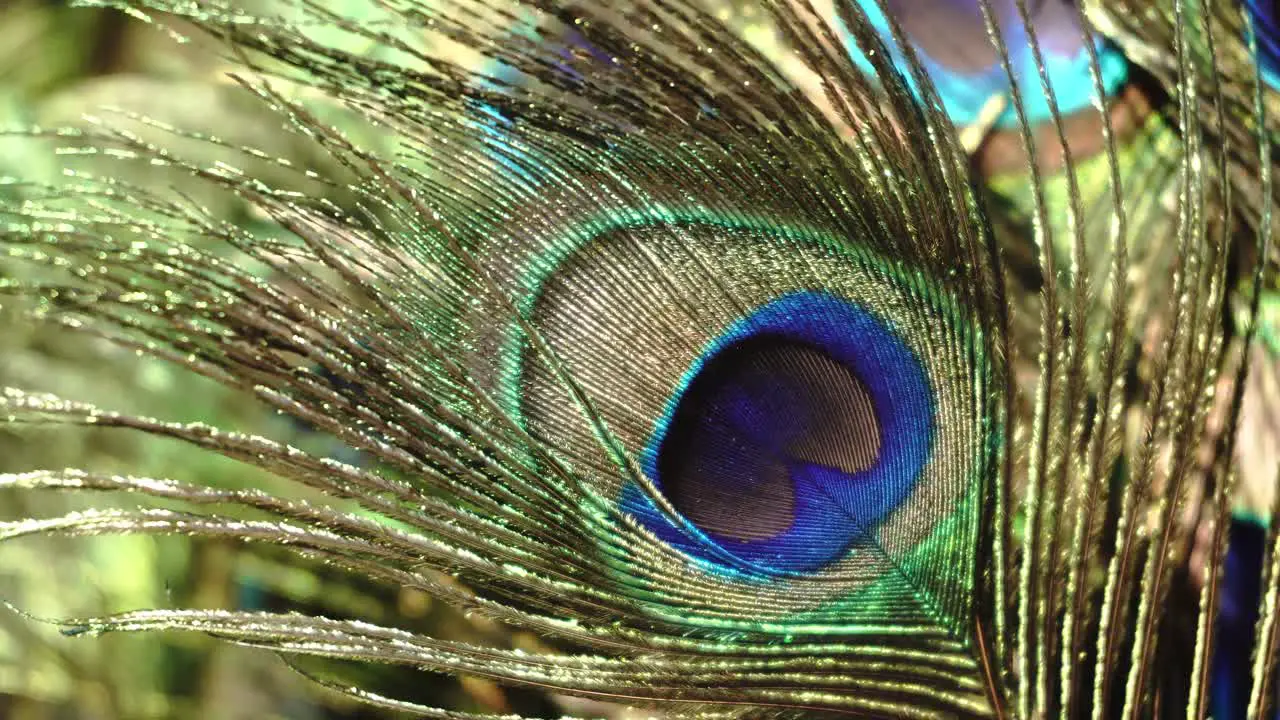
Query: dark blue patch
[[1210, 515, 1279, 720], [1245, 0, 1280, 88]]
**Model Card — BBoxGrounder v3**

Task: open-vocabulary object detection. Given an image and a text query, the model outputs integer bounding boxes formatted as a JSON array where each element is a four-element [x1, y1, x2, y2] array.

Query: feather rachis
[[1003, 4, 1105, 715], [1120, 6, 1239, 711], [970, 0, 1073, 712], [1057, 6, 1136, 715]]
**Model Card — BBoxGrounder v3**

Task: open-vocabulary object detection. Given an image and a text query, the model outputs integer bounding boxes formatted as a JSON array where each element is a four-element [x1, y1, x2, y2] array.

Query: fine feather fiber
[[0, 0, 1278, 718]]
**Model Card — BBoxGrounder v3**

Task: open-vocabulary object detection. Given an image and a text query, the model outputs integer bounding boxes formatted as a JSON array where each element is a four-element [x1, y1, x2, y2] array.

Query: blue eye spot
[[623, 291, 935, 574]]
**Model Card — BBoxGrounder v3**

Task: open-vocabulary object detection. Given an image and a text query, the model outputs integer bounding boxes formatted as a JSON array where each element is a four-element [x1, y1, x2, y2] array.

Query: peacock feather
[[0, 0, 1278, 717]]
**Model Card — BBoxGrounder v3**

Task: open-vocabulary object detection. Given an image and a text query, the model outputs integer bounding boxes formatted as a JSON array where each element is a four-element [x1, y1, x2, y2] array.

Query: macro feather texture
[[0, 0, 1278, 718]]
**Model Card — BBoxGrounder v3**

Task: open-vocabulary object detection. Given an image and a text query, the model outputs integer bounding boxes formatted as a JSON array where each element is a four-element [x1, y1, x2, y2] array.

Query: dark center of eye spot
[[657, 336, 882, 543]]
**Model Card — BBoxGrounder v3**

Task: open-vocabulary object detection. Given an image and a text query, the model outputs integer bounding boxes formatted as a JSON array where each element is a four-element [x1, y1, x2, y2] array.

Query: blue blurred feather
[[848, 0, 1129, 125]]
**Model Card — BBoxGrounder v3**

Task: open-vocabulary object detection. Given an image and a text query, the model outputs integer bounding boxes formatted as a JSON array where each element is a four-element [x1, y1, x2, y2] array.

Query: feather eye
[[515, 227, 969, 576]]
